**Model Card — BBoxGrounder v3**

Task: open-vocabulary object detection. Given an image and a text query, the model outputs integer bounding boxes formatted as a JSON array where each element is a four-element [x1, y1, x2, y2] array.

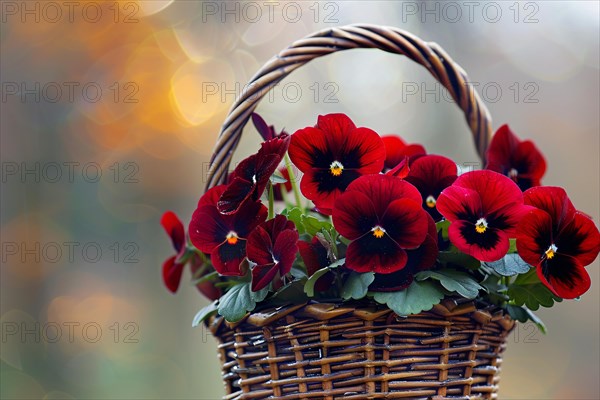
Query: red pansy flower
[[298, 237, 335, 292], [217, 134, 291, 214], [436, 170, 532, 262], [381, 135, 426, 170], [190, 185, 268, 276], [404, 155, 458, 221], [160, 211, 221, 300], [247, 215, 299, 292], [160, 211, 187, 293], [288, 114, 386, 215], [516, 187, 600, 299], [332, 174, 429, 273], [370, 213, 439, 291], [486, 124, 546, 191]]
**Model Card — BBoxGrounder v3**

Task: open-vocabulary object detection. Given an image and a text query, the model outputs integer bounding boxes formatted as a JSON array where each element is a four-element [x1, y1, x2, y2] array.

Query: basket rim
[[206, 298, 515, 335]]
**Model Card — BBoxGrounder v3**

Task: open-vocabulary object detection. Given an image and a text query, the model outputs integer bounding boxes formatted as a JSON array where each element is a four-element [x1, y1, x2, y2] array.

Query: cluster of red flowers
[[161, 114, 600, 301]]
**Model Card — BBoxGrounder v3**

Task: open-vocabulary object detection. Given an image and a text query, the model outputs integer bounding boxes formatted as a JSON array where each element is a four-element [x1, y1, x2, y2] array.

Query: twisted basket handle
[[205, 24, 492, 190]]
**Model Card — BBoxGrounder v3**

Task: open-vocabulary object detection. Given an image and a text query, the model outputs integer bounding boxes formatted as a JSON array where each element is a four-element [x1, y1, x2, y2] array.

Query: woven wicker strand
[[207, 301, 514, 400], [205, 24, 492, 191]]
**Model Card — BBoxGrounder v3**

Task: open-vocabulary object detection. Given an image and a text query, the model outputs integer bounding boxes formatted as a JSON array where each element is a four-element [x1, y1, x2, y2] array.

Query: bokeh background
[[1, 1, 598, 399]]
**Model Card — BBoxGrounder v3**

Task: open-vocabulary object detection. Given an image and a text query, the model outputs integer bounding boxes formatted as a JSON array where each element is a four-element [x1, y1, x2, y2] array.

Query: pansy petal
[[251, 113, 275, 141], [317, 113, 356, 143], [289, 127, 331, 171], [232, 201, 268, 236], [212, 240, 247, 276], [346, 236, 408, 274], [385, 156, 410, 178], [516, 209, 553, 267], [556, 212, 600, 266], [382, 198, 429, 249], [538, 254, 591, 299], [345, 175, 422, 215], [251, 263, 279, 292], [272, 229, 300, 276], [160, 211, 185, 252], [437, 185, 483, 222], [486, 124, 518, 174], [298, 238, 330, 276], [198, 185, 227, 207], [524, 186, 577, 232], [217, 176, 255, 215], [515, 140, 546, 181], [449, 221, 509, 262], [332, 191, 379, 240], [300, 169, 342, 215], [382, 136, 407, 169], [341, 127, 386, 174], [454, 170, 524, 217], [162, 256, 185, 293], [247, 225, 274, 266], [189, 205, 231, 253]]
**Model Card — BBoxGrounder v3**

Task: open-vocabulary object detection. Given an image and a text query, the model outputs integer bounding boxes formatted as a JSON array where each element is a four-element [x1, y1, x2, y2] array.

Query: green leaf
[[302, 215, 333, 236], [341, 272, 375, 300], [250, 285, 270, 302], [282, 207, 305, 234], [483, 254, 531, 276], [373, 280, 445, 316], [217, 282, 258, 322], [270, 169, 288, 184], [438, 251, 480, 269], [436, 219, 450, 241], [290, 265, 307, 280], [303, 258, 344, 297], [192, 301, 218, 327], [508, 238, 518, 253], [507, 270, 561, 310], [416, 269, 483, 299], [505, 304, 547, 334]]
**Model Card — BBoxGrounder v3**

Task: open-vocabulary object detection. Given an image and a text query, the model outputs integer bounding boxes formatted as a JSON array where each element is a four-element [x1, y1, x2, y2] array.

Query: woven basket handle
[[205, 24, 492, 190]]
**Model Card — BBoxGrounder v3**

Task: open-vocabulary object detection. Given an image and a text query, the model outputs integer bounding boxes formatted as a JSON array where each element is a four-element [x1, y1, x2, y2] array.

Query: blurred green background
[[1, 1, 598, 399]]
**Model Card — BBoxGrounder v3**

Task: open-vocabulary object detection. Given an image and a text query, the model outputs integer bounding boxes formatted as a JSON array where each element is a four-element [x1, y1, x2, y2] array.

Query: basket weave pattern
[[207, 302, 514, 400]]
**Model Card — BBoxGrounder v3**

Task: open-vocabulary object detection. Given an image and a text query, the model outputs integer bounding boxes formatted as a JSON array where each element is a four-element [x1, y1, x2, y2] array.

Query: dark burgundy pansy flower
[[298, 237, 335, 292], [251, 112, 287, 141], [332, 174, 429, 273], [288, 114, 386, 215], [160, 211, 187, 293], [516, 187, 600, 299], [486, 124, 546, 191], [370, 213, 439, 291], [247, 215, 299, 292], [381, 135, 426, 170], [217, 134, 291, 215], [190, 185, 268, 276], [404, 155, 458, 222], [436, 170, 532, 262]]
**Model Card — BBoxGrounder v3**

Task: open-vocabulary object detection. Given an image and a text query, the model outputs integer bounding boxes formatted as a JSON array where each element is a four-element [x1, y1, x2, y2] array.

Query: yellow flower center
[[330, 161, 344, 177], [372, 226, 386, 239], [475, 218, 488, 234], [426, 195, 436, 208], [545, 244, 558, 259], [226, 231, 239, 245]]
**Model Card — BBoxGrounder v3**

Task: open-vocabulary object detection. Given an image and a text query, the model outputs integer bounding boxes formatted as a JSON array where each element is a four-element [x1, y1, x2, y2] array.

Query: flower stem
[[284, 152, 304, 212], [268, 182, 275, 219]]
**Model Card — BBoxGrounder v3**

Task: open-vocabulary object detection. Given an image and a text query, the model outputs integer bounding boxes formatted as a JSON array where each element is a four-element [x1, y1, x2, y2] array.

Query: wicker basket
[[204, 25, 514, 399]]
